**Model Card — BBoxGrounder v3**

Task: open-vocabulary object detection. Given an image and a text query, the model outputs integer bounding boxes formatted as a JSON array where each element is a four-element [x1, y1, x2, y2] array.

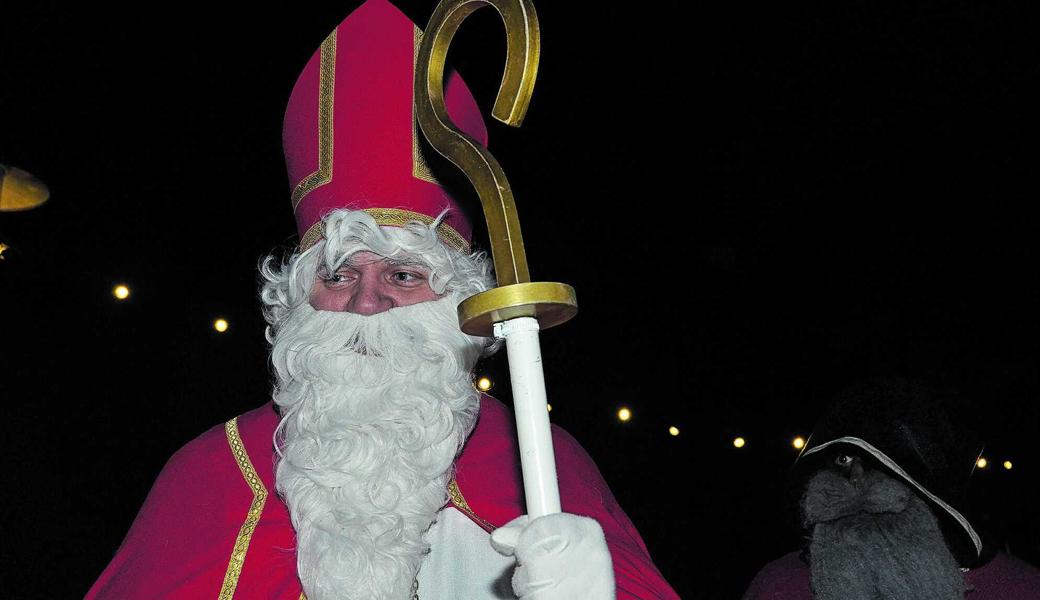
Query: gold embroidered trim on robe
[[219, 417, 270, 600], [448, 479, 496, 533]]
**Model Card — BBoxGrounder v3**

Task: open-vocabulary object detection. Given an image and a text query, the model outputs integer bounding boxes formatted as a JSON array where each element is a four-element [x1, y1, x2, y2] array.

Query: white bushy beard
[[271, 295, 486, 600]]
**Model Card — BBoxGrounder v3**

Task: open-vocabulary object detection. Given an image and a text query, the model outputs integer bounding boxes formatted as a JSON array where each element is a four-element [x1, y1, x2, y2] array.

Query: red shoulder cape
[[87, 396, 678, 599]]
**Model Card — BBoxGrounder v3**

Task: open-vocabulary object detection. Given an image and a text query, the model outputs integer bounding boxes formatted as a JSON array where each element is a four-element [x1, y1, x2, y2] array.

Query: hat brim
[[800, 436, 982, 559]]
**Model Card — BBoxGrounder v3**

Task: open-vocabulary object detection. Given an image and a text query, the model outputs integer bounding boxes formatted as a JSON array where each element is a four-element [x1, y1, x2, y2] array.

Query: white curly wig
[[259, 208, 496, 333]]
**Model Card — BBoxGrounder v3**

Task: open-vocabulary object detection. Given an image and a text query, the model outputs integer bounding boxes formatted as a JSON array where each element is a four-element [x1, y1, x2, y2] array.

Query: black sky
[[2, 1, 1039, 598]]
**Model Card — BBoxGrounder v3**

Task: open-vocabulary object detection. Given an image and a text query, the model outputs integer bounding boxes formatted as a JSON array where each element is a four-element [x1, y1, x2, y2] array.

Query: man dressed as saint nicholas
[[86, 1, 679, 599]]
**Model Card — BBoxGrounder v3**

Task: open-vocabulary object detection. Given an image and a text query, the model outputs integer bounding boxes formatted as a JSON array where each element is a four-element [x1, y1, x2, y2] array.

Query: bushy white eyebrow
[[337, 254, 432, 271], [382, 256, 432, 269]]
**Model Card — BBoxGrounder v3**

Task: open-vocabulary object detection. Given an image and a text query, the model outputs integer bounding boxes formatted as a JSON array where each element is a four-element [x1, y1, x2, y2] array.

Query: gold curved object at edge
[[415, 0, 577, 337], [0, 164, 50, 212]]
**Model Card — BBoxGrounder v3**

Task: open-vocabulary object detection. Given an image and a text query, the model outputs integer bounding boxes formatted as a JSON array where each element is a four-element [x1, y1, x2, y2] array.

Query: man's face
[[309, 250, 442, 315], [800, 450, 965, 600]]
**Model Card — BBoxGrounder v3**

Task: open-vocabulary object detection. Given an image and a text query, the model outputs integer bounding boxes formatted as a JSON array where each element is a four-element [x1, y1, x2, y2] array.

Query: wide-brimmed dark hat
[[791, 377, 984, 566]]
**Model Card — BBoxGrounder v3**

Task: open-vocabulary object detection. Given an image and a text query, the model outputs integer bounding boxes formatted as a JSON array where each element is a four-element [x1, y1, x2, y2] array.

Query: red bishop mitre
[[283, 0, 488, 253]]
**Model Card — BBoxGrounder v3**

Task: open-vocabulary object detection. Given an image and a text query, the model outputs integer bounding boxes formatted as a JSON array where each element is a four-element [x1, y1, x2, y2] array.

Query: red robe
[[87, 395, 678, 599]]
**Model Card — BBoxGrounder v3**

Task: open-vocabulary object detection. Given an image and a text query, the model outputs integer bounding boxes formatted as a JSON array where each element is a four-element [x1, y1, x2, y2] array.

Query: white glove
[[490, 513, 616, 600]]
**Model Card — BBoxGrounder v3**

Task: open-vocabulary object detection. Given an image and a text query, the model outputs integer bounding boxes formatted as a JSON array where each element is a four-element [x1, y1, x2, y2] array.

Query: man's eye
[[392, 271, 425, 283], [834, 454, 853, 467], [321, 271, 350, 285]]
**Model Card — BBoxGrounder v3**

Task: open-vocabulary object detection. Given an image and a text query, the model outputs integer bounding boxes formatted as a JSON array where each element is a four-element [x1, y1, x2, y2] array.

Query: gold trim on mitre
[[291, 29, 337, 211], [300, 208, 470, 253], [219, 417, 269, 600], [412, 25, 439, 184], [300, 220, 327, 251]]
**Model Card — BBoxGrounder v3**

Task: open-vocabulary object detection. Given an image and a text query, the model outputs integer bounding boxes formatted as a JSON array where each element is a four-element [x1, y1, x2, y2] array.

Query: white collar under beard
[[270, 296, 486, 600]]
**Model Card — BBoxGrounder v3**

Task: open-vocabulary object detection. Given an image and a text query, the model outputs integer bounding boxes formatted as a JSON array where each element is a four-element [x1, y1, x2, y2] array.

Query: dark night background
[[2, 1, 1038, 598]]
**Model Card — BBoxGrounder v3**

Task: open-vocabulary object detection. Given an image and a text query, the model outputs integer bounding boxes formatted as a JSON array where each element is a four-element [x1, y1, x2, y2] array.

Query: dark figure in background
[[801, 449, 964, 599], [743, 377, 1040, 600]]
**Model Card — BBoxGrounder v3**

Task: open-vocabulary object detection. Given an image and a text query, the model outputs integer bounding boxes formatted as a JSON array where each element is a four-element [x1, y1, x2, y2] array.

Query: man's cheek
[[309, 288, 343, 312]]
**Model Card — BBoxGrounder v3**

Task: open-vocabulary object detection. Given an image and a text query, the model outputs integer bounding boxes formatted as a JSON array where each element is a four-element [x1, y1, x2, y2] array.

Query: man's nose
[[849, 459, 865, 485], [345, 278, 394, 315]]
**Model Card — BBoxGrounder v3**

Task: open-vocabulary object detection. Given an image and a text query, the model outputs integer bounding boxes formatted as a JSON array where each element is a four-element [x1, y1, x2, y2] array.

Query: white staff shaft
[[495, 316, 561, 517]]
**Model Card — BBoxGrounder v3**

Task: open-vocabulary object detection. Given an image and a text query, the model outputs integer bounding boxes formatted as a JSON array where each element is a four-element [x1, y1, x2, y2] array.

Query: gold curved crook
[[415, 0, 538, 287], [416, 0, 577, 336]]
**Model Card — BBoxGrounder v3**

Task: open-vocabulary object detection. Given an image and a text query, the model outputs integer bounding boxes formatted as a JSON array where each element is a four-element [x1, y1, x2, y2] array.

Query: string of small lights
[[110, 283, 230, 333], [100, 285, 1024, 469]]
